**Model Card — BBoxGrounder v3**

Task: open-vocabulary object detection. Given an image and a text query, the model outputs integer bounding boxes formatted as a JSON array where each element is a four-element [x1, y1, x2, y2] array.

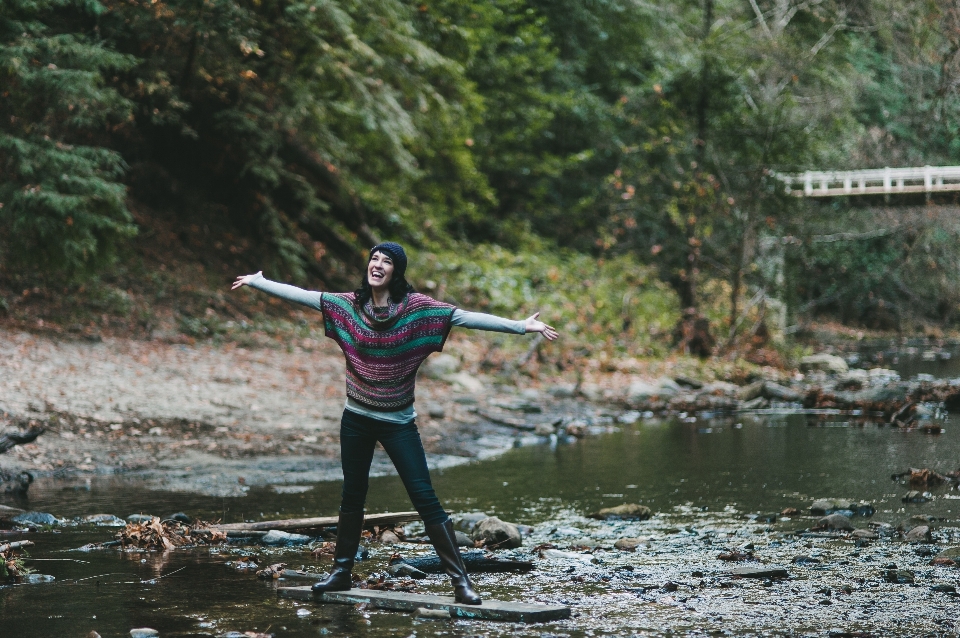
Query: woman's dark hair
[[354, 271, 414, 307]]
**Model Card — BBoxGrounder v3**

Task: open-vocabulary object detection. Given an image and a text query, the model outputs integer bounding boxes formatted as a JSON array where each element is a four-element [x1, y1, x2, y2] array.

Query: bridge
[[775, 166, 960, 197]]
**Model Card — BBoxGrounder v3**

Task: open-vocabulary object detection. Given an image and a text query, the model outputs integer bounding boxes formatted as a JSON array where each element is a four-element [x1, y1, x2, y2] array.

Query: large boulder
[[800, 354, 848, 375], [473, 516, 522, 549]]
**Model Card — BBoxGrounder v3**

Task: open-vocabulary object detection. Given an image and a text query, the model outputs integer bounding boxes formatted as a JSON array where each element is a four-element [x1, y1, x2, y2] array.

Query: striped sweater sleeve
[[247, 274, 323, 312], [451, 309, 525, 334]]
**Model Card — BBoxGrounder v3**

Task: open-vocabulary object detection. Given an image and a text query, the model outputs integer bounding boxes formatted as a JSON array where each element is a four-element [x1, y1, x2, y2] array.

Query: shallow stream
[[4, 343, 960, 636]]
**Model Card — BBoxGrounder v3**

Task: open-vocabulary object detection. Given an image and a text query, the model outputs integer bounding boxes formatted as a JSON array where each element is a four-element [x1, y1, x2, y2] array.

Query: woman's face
[[367, 251, 395, 289]]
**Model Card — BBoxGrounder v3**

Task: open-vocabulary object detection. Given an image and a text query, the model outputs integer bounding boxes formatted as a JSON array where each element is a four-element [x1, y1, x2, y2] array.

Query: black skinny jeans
[[338, 408, 448, 526]]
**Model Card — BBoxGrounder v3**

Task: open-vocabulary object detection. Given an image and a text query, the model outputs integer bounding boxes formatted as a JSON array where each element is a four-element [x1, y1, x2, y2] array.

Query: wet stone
[[126, 514, 155, 524], [850, 529, 878, 540], [23, 574, 55, 584], [454, 531, 474, 547], [11, 512, 59, 526], [614, 537, 647, 552], [129, 630, 159, 638], [454, 512, 488, 532], [902, 491, 930, 503], [386, 563, 426, 579], [792, 555, 821, 565], [882, 569, 915, 584], [473, 516, 522, 549], [730, 566, 790, 579], [164, 512, 192, 524], [590, 503, 652, 521], [931, 584, 957, 594], [261, 529, 312, 546], [816, 513, 854, 531], [81, 514, 126, 527], [905, 525, 932, 543]]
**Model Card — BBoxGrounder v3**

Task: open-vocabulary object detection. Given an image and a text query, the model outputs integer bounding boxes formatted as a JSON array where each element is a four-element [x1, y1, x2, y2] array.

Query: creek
[[3, 341, 960, 636]]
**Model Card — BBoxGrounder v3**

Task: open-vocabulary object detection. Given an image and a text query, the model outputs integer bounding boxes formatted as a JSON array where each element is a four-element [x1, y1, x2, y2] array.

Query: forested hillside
[[3, 0, 960, 352]]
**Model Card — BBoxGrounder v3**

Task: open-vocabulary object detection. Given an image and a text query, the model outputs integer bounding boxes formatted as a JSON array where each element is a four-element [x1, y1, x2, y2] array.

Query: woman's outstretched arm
[[232, 272, 323, 312], [452, 309, 558, 341]]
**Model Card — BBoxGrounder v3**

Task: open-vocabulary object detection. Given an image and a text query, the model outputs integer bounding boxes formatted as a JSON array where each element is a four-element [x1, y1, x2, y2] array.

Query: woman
[[232, 242, 558, 605]]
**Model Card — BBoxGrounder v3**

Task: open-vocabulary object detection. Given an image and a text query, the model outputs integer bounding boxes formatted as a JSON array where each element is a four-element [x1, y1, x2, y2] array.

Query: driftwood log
[[213, 511, 420, 533]]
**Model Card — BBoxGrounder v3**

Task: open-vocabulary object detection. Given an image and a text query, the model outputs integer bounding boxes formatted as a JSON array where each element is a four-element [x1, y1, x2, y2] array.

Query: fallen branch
[[0, 426, 45, 454], [0, 540, 34, 553], [213, 511, 420, 533], [476, 409, 538, 431]]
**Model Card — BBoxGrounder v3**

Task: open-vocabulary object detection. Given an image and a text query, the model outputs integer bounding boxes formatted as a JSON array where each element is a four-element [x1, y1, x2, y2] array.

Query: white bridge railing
[[775, 166, 960, 197]]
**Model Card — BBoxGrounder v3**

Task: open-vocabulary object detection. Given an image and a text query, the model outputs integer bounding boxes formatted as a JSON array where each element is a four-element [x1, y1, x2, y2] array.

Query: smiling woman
[[232, 241, 558, 605]]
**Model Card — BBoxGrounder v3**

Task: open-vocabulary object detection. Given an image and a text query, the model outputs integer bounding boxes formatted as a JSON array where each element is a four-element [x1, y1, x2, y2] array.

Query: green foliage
[[0, 0, 138, 276], [418, 243, 679, 354]]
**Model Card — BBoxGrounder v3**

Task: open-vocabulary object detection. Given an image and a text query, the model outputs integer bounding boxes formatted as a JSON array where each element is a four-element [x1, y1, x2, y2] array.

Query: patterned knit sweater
[[320, 292, 456, 411]]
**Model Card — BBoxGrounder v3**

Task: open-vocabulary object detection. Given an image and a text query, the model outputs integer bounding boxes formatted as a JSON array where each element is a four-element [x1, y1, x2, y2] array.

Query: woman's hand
[[231, 271, 262, 290], [524, 312, 559, 341]]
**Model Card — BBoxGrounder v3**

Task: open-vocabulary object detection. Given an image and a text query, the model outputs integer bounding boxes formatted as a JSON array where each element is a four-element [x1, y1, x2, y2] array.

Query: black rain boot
[[312, 510, 365, 594], [426, 518, 482, 605]]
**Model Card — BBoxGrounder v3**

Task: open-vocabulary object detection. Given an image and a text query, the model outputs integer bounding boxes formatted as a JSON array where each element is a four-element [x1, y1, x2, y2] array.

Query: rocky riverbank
[[0, 330, 955, 498]]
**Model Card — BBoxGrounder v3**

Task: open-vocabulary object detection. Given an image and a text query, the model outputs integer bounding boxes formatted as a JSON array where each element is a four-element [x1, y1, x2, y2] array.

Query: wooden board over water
[[214, 511, 419, 533], [277, 586, 571, 623]]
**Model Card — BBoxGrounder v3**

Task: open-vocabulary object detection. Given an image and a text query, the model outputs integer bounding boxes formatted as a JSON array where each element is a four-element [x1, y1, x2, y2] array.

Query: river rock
[[386, 562, 426, 579], [261, 530, 312, 546], [23, 573, 55, 583], [762, 381, 802, 402], [164, 512, 192, 524], [730, 566, 790, 579], [379, 530, 400, 544], [454, 512, 488, 532], [454, 531, 474, 547], [800, 354, 848, 375], [11, 512, 59, 526], [473, 516, 522, 549], [739, 381, 765, 401], [850, 529, 878, 540], [816, 513, 853, 531], [934, 547, 960, 560], [445, 371, 484, 393], [82, 514, 126, 526], [127, 514, 156, 524], [426, 404, 446, 419], [905, 525, 932, 543], [903, 491, 930, 503], [590, 503, 652, 521], [129, 630, 159, 638], [882, 569, 915, 584], [931, 583, 957, 593], [423, 353, 460, 378], [614, 537, 647, 552]]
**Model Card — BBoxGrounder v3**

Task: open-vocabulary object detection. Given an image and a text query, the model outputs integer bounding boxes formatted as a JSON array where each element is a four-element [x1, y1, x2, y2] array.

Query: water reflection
[[4, 412, 959, 637]]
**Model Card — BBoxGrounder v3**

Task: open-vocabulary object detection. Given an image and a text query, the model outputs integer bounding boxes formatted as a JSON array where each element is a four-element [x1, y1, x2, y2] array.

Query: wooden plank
[[214, 511, 420, 533], [278, 586, 571, 623]]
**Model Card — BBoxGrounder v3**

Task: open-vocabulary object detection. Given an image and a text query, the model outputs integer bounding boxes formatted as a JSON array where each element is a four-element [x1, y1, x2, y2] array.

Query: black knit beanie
[[369, 242, 408, 278]]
